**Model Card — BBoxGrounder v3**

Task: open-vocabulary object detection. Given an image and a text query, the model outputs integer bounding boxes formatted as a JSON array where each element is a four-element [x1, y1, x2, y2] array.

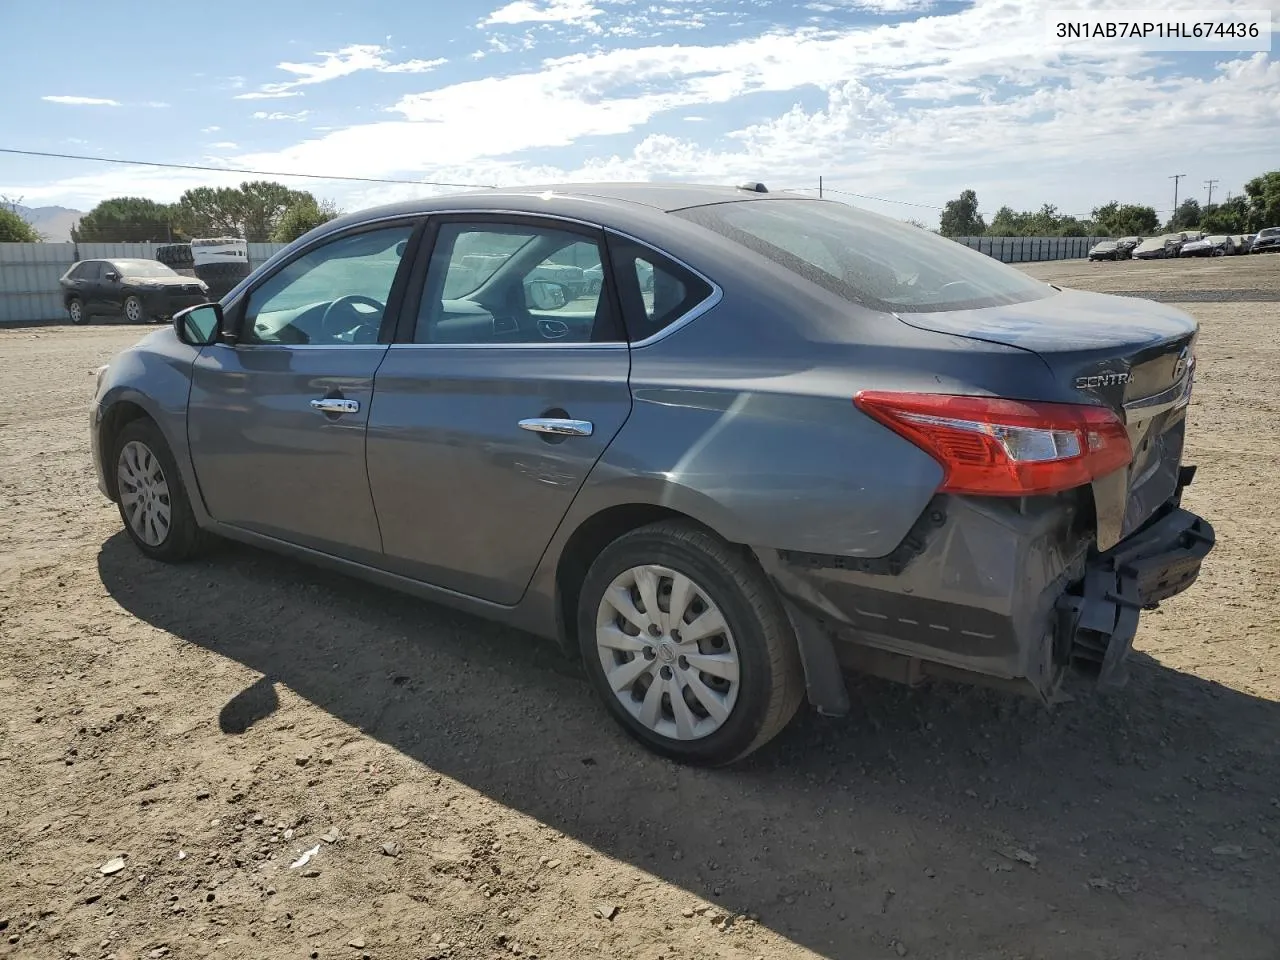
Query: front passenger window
[[242, 226, 414, 345]]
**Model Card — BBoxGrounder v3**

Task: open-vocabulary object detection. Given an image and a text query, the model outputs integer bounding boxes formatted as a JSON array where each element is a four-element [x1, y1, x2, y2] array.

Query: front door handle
[[311, 397, 360, 415], [519, 417, 593, 437]]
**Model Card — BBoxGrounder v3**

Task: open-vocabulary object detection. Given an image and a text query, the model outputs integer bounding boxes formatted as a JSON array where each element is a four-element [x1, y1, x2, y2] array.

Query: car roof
[[320, 181, 783, 233]]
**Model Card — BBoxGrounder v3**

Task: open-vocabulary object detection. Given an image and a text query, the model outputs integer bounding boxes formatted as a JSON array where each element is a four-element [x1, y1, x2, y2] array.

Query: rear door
[[78, 261, 106, 312], [365, 215, 632, 604], [187, 220, 420, 560]]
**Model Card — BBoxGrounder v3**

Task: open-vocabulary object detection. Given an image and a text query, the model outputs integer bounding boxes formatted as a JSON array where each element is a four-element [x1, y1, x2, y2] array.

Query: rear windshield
[[671, 198, 1052, 313], [112, 260, 179, 278], [1259, 228, 1280, 238]]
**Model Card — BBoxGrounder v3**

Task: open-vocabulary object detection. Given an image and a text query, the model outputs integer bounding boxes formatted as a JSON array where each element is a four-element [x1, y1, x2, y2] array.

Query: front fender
[[94, 328, 208, 523]]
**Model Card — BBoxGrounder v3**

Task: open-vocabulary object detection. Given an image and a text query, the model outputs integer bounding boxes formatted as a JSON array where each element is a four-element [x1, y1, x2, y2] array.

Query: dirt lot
[[1, 254, 1278, 960]]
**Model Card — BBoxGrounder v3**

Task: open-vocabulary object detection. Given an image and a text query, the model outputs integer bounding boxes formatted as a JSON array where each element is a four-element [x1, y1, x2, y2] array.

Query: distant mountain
[[13, 204, 84, 243]]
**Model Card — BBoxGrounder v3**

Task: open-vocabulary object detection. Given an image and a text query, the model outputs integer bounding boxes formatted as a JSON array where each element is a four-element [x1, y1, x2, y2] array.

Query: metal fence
[[1, 234, 1101, 325], [0, 242, 288, 324], [952, 235, 1102, 263]]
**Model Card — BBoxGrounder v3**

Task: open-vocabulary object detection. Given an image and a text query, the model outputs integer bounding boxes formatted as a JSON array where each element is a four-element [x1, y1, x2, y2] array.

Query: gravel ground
[[1, 254, 1278, 960]]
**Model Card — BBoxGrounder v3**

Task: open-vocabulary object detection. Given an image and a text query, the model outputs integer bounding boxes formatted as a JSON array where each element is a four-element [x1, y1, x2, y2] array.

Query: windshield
[[1259, 227, 1280, 238], [1135, 238, 1166, 251], [113, 260, 180, 278], [1093, 241, 1117, 248], [672, 198, 1051, 313]]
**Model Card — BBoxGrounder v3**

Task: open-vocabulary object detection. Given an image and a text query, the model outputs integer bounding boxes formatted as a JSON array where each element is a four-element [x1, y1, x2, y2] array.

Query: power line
[[0, 147, 497, 190], [783, 184, 1173, 220]]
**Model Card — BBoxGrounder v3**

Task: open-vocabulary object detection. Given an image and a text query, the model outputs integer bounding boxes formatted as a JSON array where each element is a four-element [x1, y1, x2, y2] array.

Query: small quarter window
[[607, 237, 714, 342]]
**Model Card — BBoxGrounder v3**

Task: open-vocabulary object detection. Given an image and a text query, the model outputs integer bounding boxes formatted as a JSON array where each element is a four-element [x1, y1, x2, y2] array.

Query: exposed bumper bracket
[[1055, 504, 1215, 690]]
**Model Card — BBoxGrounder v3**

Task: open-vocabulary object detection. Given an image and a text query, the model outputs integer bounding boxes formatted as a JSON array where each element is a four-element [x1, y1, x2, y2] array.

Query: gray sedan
[[90, 183, 1214, 765]]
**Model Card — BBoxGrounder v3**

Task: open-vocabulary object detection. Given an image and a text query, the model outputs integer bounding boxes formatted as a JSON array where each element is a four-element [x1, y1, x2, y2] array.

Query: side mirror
[[104, 270, 120, 281], [174, 302, 224, 346], [524, 279, 569, 311]]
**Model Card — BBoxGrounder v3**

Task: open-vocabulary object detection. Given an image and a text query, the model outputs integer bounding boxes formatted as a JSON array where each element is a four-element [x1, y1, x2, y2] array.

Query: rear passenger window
[[607, 238, 714, 343]]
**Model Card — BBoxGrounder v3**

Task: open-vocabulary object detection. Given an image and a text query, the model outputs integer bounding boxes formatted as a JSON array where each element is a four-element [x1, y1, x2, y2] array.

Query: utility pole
[[1204, 178, 1219, 211], [0, 194, 24, 214], [1168, 174, 1186, 224], [819, 176, 823, 199]]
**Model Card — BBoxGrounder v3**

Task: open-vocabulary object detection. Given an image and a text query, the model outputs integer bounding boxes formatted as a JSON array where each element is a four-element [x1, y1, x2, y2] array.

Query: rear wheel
[[577, 521, 804, 765], [113, 418, 208, 562], [67, 297, 87, 325]]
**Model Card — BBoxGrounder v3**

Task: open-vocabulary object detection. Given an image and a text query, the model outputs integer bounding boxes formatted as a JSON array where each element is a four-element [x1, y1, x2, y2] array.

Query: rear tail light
[[853, 391, 1132, 496]]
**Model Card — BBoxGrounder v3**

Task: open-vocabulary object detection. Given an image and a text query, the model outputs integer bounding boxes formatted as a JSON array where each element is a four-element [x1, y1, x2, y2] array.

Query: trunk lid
[[895, 288, 1198, 549]]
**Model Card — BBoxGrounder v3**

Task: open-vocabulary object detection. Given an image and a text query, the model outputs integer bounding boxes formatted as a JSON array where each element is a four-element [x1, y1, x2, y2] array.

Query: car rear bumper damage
[[759, 467, 1214, 715]]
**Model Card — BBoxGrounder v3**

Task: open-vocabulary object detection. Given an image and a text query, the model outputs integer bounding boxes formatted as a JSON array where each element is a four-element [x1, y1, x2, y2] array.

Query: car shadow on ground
[[97, 532, 1280, 959]]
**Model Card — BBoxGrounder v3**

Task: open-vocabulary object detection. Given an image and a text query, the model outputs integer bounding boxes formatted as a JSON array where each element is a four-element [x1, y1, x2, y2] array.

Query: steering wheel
[[320, 295, 386, 341]]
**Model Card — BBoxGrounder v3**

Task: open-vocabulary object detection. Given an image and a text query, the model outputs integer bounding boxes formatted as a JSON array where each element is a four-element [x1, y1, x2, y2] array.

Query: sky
[[1, 0, 1278, 225]]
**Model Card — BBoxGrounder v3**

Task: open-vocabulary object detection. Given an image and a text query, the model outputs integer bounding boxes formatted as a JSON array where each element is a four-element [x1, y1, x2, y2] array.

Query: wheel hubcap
[[117, 440, 171, 547], [70, 302, 81, 321], [126, 299, 141, 321], [595, 564, 740, 741]]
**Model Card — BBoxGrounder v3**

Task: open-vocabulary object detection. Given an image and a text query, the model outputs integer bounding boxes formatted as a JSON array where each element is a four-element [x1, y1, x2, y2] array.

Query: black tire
[[67, 297, 88, 325], [155, 243, 194, 269], [194, 261, 252, 300], [577, 520, 804, 766], [112, 418, 209, 563], [122, 294, 151, 324]]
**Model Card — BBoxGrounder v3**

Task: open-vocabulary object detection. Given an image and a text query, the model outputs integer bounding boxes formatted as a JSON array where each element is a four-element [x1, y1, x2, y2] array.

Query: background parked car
[[1233, 234, 1252, 254], [60, 258, 208, 325], [1250, 227, 1280, 253], [1087, 239, 1123, 261], [1115, 236, 1141, 258], [1132, 234, 1185, 259], [1180, 235, 1235, 257]]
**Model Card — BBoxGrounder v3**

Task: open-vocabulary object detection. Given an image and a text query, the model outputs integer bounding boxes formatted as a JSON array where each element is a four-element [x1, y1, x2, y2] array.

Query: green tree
[[70, 197, 176, 242], [939, 189, 986, 237], [1201, 195, 1249, 234], [987, 206, 1033, 236], [271, 198, 341, 243], [1169, 198, 1202, 231], [0, 207, 41, 242], [1242, 171, 1280, 230], [1091, 202, 1159, 237], [174, 180, 317, 241]]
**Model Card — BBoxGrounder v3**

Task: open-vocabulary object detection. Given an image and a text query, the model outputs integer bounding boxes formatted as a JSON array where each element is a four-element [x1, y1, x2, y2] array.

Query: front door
[[187, 222, 419, 561], [366, 217, 633, 604]]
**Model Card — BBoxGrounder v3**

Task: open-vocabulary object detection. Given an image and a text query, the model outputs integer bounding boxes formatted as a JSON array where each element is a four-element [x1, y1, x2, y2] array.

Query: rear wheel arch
[[555, 503, 765, 652]]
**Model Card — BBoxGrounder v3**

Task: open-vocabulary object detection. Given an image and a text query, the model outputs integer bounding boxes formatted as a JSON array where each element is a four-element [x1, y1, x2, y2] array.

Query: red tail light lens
[[853, 391, 1132, 496]]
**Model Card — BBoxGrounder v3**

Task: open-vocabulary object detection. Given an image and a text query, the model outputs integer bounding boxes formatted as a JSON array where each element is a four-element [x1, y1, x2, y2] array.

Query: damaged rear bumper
[[760, 468, 1215, 715]]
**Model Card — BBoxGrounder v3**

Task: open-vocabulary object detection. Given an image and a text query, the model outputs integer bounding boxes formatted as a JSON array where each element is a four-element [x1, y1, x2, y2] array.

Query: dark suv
[[60, 259, 208, 325]]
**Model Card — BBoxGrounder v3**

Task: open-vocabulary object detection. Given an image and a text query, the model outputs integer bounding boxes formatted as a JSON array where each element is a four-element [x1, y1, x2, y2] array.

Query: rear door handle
[[518, 417, 593, 437], [311, 398, 360, 415]]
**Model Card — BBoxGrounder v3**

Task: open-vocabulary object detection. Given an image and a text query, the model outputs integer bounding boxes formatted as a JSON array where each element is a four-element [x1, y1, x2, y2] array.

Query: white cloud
[[380, 57, 447, 73], [13, 0, 1280, 222], [42, 96, 120, 106], [234, 90, 305, 101], [209, 141, 240, 149], [252, 110, 311, 121], [236, 45, 450, 99], [201, 126, 221, 133], [481, 0, 603, 28]]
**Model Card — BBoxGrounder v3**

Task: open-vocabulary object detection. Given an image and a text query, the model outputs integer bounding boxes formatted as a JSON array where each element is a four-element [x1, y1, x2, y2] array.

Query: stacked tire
[[194, 261, 251, 301]]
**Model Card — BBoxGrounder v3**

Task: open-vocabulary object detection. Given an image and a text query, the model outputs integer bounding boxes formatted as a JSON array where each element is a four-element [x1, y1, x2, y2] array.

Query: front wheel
[[113, 418, 208, 562], [67, 298, 87, 325], [123, 295, 148, 324], [578, 521, 804, 766]]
